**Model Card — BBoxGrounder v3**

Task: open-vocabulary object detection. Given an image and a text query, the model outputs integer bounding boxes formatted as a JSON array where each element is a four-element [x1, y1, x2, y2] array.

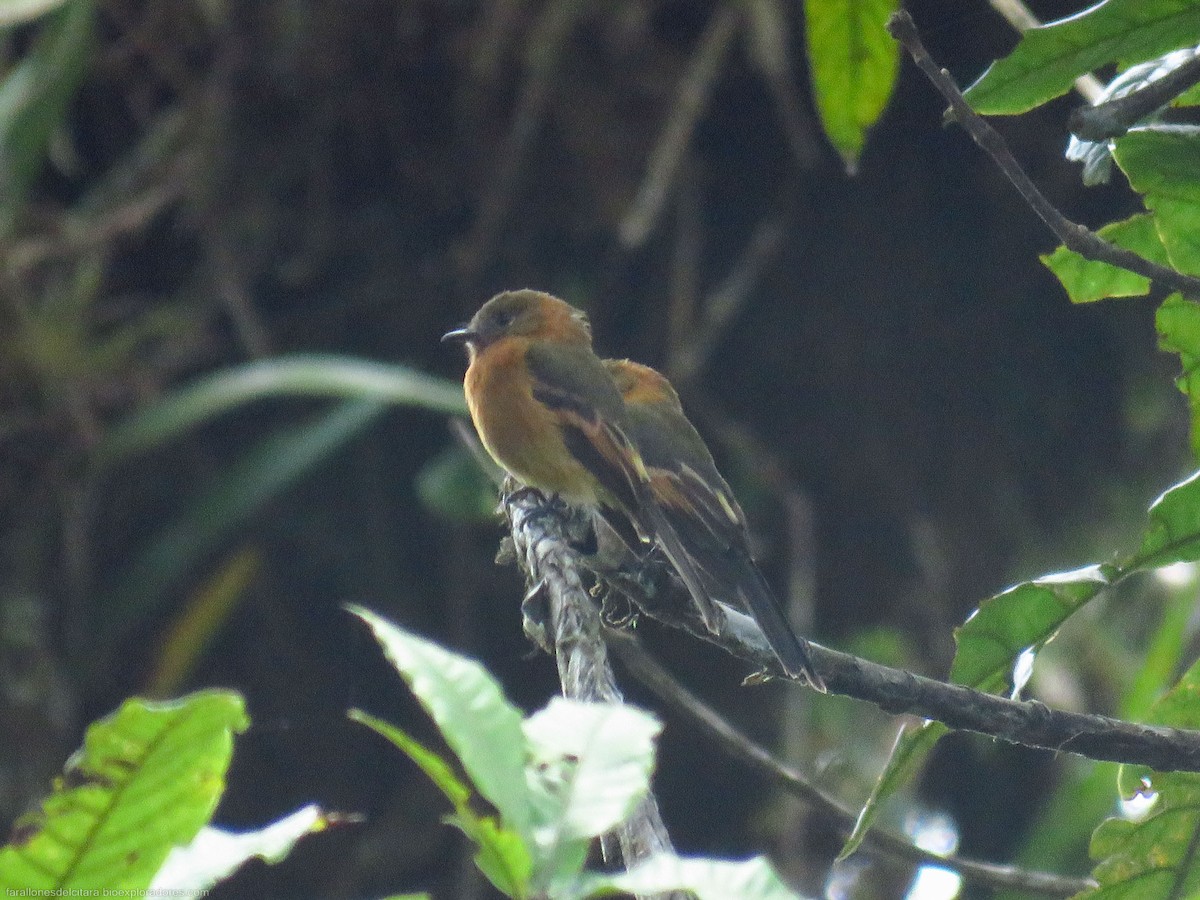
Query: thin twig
[[986, 0, 1103, 103], [888, 10, 1200, 301], [618, 2, 742, 249], [608, 634, 1096, 898]]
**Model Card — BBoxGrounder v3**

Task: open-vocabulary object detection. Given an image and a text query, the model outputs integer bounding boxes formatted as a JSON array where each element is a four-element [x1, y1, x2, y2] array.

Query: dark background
[[1, 0, 1190, 896]]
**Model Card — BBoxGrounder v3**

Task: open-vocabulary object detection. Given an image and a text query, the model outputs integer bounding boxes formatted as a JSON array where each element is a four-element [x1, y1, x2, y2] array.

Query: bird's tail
[[738, 565, 827, 692]]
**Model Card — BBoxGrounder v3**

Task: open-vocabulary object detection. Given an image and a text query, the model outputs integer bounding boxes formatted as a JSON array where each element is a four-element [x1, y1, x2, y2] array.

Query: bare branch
[[887, 10, 1200, 301]]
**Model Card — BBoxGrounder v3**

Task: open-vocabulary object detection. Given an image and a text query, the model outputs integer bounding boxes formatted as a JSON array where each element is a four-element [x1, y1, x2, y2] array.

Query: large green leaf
[[805, 0, 900, 169], [1112, 129, 1200, 276], [965, 0, 1200, 115], [0, 0, 95, 234], [1042, 213, 1171, 303], [348, 608, 533, 842], [0, 691, 247, 891], [1085, 658, 1200, 898]]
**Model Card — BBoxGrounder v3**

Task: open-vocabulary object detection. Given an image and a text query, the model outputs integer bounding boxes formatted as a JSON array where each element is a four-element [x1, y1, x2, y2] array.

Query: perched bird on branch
[[443, 289, 824, 690]]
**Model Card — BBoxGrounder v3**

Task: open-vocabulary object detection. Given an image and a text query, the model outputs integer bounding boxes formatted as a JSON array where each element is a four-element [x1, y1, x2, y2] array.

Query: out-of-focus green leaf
[[347, 608, 533, 843], [101, 400, 386, 640], [1156, 294, 1200, 456], [150, 804, 331, 894], [0, 0, 95, 234], [350, 710, 532, 897], [805, 0, 899, 170], [1086, 658, 1200, 898], [0, 691, 247, 891], [1042, 213, 1170, 303], [965, 0, 1200, 115], [574, 854, 800, 900], [95, 354, 467, 467], [0, 0, 70, 25], [416, 444, 500, 522], [838, 719, 944, 859], [1112, 129, 1200, 276]]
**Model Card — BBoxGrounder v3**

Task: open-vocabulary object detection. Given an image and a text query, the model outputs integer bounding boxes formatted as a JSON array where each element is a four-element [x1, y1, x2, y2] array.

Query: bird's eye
[[493, 309, 517, 329]]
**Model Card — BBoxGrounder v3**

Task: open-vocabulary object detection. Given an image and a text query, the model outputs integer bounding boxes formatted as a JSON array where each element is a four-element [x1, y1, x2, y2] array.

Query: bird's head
[[443, 290, 592, 354]]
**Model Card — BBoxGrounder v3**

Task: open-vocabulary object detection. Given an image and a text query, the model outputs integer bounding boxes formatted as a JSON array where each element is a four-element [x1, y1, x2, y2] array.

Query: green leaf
[[950, 565, 1111, 689], [1041, 213, 1170, 303], [0, 0, 71, 25], [575, 854, 800, 900], [95, 354, 467, 467], [100, 399, 387, 642], [522, 699, 659, 886], [1112, 129, 1200, 276], [805, 0, 900, 170], [347, 608, 533, 842], [416, 444, 501, 522], [0, 691, 248, 891], [350, 710, 532, 897], [1085, 658, 1200, 898], [150, 805, 331, 892], [1156, 294, 1200, 455], [838, 719, 945, 859], [965, 0, 1200, 115], [1134, 467, 1200, 569], [0, 0, 95, 234]]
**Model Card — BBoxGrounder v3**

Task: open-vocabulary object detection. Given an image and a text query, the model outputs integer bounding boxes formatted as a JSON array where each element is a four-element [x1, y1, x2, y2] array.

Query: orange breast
[[465, 337, 602, 505]]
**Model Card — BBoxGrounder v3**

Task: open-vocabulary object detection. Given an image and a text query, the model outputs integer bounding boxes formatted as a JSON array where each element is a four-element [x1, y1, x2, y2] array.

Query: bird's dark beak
[[441, 326, 474, 344]]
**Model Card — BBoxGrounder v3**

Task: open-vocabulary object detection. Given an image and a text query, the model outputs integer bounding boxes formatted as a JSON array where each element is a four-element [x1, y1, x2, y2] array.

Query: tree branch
[[501, 488, 684, 899], [607, 632, 1095, 897], [500, 488, 1200, 774], [887, 10, 1200, 301]]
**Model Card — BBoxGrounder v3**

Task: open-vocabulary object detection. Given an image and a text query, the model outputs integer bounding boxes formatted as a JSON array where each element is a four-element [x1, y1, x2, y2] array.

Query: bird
[[604, 358, 825, 691], [443, 289, 822, 687]]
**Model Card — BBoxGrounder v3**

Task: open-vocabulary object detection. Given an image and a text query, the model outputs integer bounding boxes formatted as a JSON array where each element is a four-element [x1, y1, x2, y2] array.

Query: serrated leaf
[[347, 608, 533, 841], [805, 0, 900, 169], [1085, 658, 1200, 898], [150, 805, 331, 895], [574, 853, 801, 900], [1042, 213, 1170, 302], [965, 0, 1200, 115], [0, 691, 248, 891], [1113, 129, 1200, 276]]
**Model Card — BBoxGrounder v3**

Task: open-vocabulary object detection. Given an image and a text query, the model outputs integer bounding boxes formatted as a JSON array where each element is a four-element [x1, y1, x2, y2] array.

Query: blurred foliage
[[2, 0, 1200, 897]]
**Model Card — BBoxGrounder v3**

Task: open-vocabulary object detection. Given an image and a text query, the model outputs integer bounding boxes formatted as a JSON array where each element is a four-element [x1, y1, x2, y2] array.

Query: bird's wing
[[524, 342, 645, 511]]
